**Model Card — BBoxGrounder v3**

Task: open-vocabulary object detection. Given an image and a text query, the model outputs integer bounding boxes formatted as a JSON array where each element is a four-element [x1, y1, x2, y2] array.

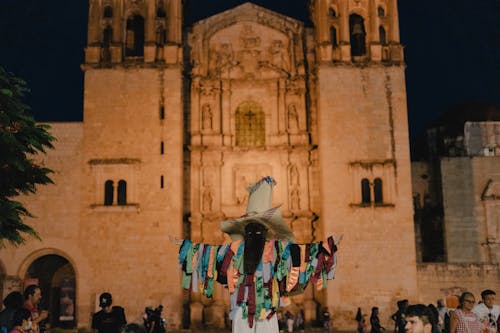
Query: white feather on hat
[[220, 176, 296, 242]]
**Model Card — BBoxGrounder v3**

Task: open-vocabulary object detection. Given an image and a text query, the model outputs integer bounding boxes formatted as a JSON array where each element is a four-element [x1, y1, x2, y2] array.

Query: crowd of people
[[0, 287, 128, 333], [356, 289, 500, 333], [0, 284, 498, 333]]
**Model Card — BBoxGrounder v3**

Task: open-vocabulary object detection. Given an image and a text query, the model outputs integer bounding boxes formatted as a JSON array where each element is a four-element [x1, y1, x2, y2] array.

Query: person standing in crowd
[[92, 293, 126, 333], [405, 304, 434, 333], [285, 311, 294, 333], [23, 285, 48, 333], [427, 304, 440, 333], [436, 300, 448, 333], [0, 292, 24, 333], [449, 292, 481, 333], [392, 300, 409, 333], [473, 290, 500, 333], [322, 307, 331, 331], [355, 308, 366, 333], [294, 310, 304, 332], [370, 307, 385, 333], [8, 309, 32, 333]]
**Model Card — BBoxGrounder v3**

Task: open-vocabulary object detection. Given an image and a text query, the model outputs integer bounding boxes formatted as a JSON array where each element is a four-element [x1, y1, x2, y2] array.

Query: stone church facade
[[1, 0, 428, 330]]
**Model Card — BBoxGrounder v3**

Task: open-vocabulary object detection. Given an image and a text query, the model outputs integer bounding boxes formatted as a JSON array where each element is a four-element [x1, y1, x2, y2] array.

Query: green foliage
[[0, 66, 55, 248]]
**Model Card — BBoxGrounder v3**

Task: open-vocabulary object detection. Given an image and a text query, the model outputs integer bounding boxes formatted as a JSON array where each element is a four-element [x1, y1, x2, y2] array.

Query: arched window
[[235, 101, 265, 147], [103, 5, 113, 18], [374, 178, 383, 204], [361, 178, 371, 204], [117, 180, 127, 205], [157, 2, 166, 18], [102, 26, 113, 62], [379, 26, 387, 45], [104, 180, 114, 206], [349, 14, 366, 56], [125, 15, 145, 57], [330, 26, 338, 47], [156, 27, 167, 46], [103, 26, 112, 47], [377, 6, 385, 17], [328, 7, 336, 17]]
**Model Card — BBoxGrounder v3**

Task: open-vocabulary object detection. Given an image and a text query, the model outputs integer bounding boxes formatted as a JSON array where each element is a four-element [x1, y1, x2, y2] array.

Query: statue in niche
[[268, 40, 289, 72], [288, 104, 299, 132], [201, 104, 213, 130], [235, 175, 248, 205], [291, 188, 300, 211], [290, 165, 299, 186], [202, 187, 213, 212]]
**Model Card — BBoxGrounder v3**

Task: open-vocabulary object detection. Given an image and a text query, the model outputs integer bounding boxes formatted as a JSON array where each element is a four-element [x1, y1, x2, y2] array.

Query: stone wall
[[316, 64, 417, 329], [417, 263, 500, 304]]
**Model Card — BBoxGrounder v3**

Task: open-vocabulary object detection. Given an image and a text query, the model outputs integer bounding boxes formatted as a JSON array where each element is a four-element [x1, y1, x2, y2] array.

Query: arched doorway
[[24, 255, 76, 329]]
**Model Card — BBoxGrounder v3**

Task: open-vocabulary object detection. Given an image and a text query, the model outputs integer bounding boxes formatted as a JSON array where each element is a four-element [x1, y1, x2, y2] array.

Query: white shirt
[[472, 303, 500, 333]]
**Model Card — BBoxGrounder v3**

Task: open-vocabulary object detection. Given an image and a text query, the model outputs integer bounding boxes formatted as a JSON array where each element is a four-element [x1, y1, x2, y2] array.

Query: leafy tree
[[0, 66, 55, 247]]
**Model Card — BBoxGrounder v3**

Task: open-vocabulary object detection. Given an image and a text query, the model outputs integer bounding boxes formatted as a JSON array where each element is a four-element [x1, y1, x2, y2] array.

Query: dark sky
[[0, 0, 499, 138]]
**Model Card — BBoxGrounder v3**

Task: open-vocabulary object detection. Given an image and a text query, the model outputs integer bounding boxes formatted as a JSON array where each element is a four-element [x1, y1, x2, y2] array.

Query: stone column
[[221, 80, 232, 146], [339, 0, 349, 43], [278, 79, 287, 135], [318, 0, 329, 43], [87, 0, 101, 44], [390, 0, 400, 42], [369, 0, 377, 42], [112, 0, 122, 43], [168, 0, 182, 44], [144, 1, 157, 62]]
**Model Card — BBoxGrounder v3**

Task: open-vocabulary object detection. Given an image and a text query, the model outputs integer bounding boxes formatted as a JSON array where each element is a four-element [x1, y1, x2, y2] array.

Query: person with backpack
[[91, 293, 126, 333], [0, 292, 24, 333]]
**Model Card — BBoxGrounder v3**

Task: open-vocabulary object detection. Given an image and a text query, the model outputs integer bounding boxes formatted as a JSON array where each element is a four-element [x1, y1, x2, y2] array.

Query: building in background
[[412, 103, 500, 302]]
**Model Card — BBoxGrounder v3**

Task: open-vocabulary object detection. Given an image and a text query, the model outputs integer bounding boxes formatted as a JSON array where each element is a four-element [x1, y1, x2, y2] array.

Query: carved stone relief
[[233, 164, 272, 205], [287, 104, 299, 132], [291, 188, 301, 211], [290, 165, 300, 186], [268, 40, 290, 72], [205, 23, 293, 80], [201, 103, 213, 131], [202, 187, 213, 212]]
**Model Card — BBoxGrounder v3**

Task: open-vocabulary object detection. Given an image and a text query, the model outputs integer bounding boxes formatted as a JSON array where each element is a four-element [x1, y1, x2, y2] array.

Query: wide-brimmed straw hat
[[220, 176, 296, 242]]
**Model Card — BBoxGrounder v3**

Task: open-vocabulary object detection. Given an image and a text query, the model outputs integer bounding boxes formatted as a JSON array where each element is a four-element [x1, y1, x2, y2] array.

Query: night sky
[[0, 0, 499, 138]]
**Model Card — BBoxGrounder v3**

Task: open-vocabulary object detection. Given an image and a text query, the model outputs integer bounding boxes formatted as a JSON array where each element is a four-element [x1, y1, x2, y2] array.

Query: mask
[[24, 321, 32, 331]]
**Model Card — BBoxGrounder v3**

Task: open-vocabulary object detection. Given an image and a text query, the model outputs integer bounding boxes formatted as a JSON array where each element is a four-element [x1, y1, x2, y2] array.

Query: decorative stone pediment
[[189, 2, 303, 79], [482, 179, 500, 200]]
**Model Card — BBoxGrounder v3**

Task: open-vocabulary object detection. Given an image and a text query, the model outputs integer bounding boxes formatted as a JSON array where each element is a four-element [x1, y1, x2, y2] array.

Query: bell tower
[[81, 0, 185, 326], [310, 0, 418, 325], [85, 0, 182, 64]]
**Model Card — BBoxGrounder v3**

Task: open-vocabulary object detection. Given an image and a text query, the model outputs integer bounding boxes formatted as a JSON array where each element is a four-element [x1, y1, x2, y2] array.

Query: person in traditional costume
[[178, 176, 339, 333]]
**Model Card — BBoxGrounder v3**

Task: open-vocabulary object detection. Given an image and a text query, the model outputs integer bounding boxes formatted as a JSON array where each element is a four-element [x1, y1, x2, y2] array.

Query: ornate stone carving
[[286, 79, 306, 95], [202, 187, 213, 212], [209, 43, 236, 75], [233, 165, 272, 205], [291, 188, 301, 211], [288, 104, 299, 132], [236, 25, 262, 75], [201, 104, 213, 131], [290, 164, 300, 186], [268, 40, 290, 72]]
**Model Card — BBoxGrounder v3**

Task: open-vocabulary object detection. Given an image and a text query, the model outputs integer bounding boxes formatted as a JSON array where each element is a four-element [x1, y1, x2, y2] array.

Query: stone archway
[[23, 254, 77, 329]]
